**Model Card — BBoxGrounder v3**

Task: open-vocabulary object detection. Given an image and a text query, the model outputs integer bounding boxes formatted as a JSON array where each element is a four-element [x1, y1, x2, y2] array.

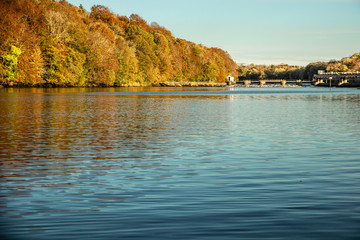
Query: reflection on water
[[0, 87, 360, 239]]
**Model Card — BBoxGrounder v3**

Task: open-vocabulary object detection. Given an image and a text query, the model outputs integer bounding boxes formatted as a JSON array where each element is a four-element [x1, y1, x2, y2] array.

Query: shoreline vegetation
[[1, 0, 359, 88]]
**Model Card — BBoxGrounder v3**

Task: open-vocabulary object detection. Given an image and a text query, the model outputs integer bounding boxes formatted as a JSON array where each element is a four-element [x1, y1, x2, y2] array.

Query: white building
[[227, 75, 235, 82]]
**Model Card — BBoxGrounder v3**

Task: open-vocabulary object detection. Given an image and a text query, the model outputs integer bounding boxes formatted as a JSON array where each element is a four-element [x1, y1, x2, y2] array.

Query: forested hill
[[0, 0, 238, 87]]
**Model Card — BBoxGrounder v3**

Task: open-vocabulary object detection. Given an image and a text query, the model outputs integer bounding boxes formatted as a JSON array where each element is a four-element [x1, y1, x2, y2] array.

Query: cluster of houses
[[312, 70, 360, 87], [228, 69, 360, 87]]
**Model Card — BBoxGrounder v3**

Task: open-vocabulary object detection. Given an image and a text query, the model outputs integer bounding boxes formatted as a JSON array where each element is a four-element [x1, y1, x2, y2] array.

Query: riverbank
[[0, 83, 306, 88], [0, 82, 229, 88], [234, 84, 303, 88], [158, 82, 305, 88], [159, 82, 227, 87]]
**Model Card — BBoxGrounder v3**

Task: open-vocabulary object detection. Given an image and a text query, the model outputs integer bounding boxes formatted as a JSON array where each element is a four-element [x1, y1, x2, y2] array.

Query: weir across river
[[236, 79, 312, 86]]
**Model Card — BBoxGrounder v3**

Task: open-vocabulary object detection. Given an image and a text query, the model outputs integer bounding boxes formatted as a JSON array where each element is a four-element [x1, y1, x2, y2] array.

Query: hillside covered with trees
[[238, 53, 360, 81], [0, 0, 238, 87]]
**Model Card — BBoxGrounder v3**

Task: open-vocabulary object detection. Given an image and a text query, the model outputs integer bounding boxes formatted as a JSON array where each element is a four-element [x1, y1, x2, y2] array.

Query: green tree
[[79, 4, 85, 13], [1, 45, 22, 84], [305, 62, 327, 80], [115, 36, 139, 85], [202, 60, 219, 82]]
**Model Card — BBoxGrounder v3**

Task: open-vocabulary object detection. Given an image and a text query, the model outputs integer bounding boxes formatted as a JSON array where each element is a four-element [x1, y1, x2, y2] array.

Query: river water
[[0, 87, 359, 239]]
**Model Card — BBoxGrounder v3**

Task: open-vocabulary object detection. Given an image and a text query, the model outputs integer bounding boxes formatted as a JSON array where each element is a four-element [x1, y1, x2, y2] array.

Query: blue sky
[[66, 0, 360, 66]]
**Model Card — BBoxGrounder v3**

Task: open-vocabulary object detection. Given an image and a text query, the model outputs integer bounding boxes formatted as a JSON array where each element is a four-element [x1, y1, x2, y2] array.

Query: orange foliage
[[0, 0, 238, 87]]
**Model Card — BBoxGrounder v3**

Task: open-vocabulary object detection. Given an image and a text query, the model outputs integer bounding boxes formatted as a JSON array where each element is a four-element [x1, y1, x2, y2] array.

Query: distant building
[[313, 71, 360, 87], [227, 75, 235, 82]]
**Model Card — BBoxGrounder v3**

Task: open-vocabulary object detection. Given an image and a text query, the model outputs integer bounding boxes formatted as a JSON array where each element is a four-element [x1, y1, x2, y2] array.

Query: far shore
[[158, 82, 305, 88]]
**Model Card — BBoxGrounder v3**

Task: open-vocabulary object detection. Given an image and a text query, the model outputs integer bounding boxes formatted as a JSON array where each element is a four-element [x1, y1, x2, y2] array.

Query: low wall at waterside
[[159, 82, 227, 87], [239, 80, 308, 86]]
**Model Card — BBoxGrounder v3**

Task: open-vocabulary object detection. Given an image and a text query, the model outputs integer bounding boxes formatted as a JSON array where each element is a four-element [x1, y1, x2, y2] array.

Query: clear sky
[[66, 0, 360, 66]]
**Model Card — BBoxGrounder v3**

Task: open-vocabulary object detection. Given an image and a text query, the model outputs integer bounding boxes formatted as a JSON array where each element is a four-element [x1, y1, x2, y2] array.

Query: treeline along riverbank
[[0, 0, 237, 87]]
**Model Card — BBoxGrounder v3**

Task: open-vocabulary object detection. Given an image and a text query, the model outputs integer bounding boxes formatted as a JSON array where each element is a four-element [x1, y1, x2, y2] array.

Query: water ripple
[[0, 87, 359, 239]]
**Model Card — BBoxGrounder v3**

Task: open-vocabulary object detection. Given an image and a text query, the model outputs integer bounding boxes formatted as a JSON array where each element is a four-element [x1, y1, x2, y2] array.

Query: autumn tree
[[45, 10, 69, 41], [90, 5, 113, 23], [154, 32, 172, 81], [115, 36, 139, 85], [87, 22, 118, 86], [0, 0, 44, 86]]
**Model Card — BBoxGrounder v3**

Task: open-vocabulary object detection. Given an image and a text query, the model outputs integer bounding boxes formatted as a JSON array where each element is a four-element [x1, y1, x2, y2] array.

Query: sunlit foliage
[[0, 0, 238, 87]]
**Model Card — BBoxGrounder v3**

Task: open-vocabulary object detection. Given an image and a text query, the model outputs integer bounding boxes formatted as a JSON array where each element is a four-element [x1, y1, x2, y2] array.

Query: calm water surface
[[0, 87, 359, 239]]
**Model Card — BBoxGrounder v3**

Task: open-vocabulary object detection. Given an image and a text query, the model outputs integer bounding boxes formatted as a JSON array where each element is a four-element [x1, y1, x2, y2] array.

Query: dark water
[[0, 87, 359, 239]]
